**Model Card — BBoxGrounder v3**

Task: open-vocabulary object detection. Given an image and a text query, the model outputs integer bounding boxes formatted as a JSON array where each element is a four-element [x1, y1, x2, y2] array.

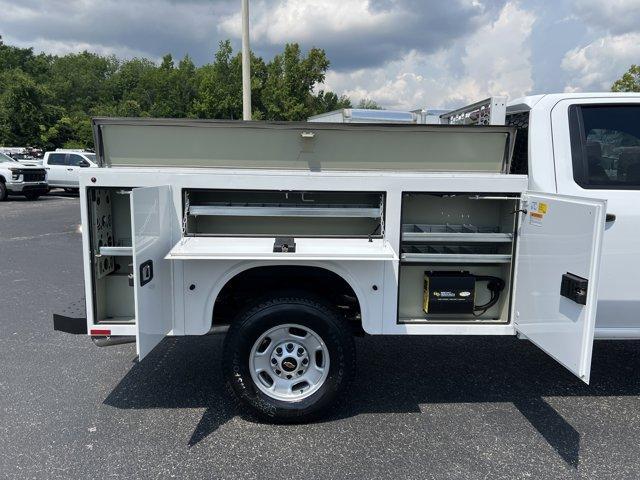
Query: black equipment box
[[423, 271, 476, 314]]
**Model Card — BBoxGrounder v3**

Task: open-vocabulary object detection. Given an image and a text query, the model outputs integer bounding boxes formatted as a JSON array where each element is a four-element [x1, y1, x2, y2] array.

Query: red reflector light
[[90, 329, 111, 336]]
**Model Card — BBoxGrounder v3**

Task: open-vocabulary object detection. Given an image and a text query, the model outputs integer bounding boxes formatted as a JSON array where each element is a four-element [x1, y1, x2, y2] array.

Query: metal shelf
[[400, 243, 511, 264], [402, 232, 513, 243], [402, 223, 512, 243], [189, 203, 381, 218], [401, 253, 512, 264], [99, 246, 133, 256]]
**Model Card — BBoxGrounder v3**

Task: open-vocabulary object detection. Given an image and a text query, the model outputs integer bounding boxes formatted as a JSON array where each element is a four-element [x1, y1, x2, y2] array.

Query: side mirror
[[78, 159, 91, 168]]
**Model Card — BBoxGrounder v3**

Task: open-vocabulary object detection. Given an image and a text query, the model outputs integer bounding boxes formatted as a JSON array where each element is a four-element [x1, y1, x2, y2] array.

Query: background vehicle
[[43, 149, 96, 190], [11, 153, 43, 166], [53, 92, 640, 423], [308, 108, 420, 124], [0, 152, 48, 200]]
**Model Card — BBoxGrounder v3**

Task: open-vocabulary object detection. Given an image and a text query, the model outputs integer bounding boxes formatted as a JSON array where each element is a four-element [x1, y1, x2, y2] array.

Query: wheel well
[[212, 266, 363, 332], [0, 175, 5, 183]]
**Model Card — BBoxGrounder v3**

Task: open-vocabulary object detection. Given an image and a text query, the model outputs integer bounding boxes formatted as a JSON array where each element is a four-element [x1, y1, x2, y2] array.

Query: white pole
[[241, 0, 251, 120]]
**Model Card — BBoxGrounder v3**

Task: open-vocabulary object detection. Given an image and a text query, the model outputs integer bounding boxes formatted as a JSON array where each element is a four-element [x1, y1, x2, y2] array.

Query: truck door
[[44, 152, 67, 187], [130, 185, 174, 360], [65, 153, 85, 187], [513, 192, 605, 383], [551, 100, 640, 337]]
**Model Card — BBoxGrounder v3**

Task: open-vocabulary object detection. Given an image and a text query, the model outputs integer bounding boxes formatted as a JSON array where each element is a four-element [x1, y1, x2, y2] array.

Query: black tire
[[24, 193, 40, 200], [0, 182, 7, 201], [223, 294, 356, 423]]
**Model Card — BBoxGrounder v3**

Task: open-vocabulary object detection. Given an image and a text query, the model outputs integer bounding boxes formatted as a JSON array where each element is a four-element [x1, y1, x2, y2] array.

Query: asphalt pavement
[[1, 193, 640, 479]]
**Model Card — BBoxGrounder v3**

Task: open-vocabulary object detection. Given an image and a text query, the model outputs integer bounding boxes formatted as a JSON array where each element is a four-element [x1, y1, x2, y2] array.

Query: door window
[[570, 105, 640, 189], [47, 153, 67, 166], [68, 154, 85, 166]]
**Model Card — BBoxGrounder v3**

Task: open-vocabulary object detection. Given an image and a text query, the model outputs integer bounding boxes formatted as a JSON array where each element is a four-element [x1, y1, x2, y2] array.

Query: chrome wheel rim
[[249, 324, 330, 401]]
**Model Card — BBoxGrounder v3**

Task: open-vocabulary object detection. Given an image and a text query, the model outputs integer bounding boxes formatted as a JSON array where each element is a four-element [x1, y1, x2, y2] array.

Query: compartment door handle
[[139, 260, 154, 286]]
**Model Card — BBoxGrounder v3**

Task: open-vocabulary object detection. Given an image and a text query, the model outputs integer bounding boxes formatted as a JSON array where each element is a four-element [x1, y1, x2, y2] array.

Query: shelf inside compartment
[[95, 316, 135, 325], [401, 223, 513, 243], [401, 244, 512, 264], [183, 189, 385, 237], [189, 203, 381, 218], [167, 237, 396, 261], [99, 246, 133, 256]]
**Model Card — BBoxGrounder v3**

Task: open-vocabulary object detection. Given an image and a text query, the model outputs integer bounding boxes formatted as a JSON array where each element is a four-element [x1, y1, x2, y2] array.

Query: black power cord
[[472, 275, 506, 316]]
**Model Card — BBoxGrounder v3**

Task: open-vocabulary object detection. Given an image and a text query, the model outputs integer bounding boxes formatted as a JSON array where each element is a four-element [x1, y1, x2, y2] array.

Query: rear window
[[506, 112, 529, 175], [570, 105, 640, 189], [47, 153, 67, 166]]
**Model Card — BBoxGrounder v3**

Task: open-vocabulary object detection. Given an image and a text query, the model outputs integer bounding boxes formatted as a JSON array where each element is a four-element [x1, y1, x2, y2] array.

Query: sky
[[2, 0, 640, 109]]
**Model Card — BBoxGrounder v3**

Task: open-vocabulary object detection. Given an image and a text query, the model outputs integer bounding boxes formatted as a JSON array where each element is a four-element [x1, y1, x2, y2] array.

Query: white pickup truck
[[43, 149, 97, 191], [0, 152, 48, 201], [54, 92, 640, 422]]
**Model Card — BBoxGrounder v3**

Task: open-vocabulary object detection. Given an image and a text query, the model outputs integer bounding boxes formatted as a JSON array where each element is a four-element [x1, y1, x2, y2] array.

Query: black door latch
[[139, 260, 154, 286], [560, 272, 588, 305], [273, 237, 296, 253]]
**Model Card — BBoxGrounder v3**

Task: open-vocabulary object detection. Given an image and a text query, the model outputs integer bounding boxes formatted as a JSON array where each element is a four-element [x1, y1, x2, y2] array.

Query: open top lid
[[92, 118, 516, 173]]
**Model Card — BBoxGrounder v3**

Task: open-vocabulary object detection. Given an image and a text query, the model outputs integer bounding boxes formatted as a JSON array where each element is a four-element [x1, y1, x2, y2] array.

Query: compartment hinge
[[182, 191, 190, 235]]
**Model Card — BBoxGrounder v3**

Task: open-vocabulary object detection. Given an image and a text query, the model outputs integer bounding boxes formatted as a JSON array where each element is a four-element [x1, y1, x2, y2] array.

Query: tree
[[313, 90, 352, 112], [612, 65, 640, 92], [192, 40, 244, 119], [0, 69, 54, 146], [47, 51, 118, 113], [0, 38, 352, 149], [357, 98, 382, 109], [261, 43, 333, 120]]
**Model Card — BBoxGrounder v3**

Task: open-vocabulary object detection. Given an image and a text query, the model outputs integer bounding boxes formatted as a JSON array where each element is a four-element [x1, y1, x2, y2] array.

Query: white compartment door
[[131, 185, 174, 360], [513, 192, 605, 383]]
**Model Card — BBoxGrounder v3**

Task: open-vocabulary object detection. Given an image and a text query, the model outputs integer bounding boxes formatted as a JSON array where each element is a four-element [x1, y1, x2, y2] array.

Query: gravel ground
[[1, 194, 640, 479]]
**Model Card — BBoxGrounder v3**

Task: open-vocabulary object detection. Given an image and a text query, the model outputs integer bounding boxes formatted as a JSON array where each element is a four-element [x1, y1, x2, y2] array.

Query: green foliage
[[357, 98, 382, 109], [612, 65, 640, 92], [0, 35, 365, 150]]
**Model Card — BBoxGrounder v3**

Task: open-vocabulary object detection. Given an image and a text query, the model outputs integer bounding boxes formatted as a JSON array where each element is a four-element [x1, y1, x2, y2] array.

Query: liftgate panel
[[131, 185, 174, 360], [513, 192, 605, 383]]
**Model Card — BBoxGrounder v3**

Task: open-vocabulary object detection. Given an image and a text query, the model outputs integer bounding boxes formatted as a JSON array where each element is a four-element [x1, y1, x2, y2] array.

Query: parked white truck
[[0, 151, 48, 200], [43, 149, 97, 191], [53, 92, 640, 422]]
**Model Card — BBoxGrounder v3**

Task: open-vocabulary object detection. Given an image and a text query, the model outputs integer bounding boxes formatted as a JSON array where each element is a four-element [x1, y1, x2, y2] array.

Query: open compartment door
[[513, 192, 605, 383], [131, 185, 174, 360]]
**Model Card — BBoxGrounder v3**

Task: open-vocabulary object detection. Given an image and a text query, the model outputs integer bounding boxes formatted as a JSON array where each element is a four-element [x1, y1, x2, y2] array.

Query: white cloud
[[5, 37, 156, 62], [220, 0, 397, 43], [0, 0, 232, 63], [562, 32, 640, 92], [323, 2, 535, 109], [218, 0, 488, 69], [572, 0, 640, 35]]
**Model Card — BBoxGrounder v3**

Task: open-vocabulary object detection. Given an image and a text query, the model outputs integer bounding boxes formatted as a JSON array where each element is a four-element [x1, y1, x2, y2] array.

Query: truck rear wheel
[[222, 294, 356, 423]]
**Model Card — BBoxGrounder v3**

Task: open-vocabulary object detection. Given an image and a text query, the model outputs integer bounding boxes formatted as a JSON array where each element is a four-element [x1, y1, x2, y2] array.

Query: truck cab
[[43, 149, 97, 190], [506, 93, 640, 339]]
